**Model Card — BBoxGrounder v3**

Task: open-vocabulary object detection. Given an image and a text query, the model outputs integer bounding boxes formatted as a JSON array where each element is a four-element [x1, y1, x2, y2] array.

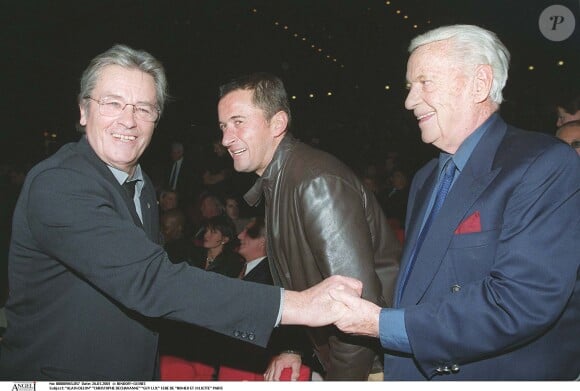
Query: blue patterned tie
[[395, 158, 457, 307]]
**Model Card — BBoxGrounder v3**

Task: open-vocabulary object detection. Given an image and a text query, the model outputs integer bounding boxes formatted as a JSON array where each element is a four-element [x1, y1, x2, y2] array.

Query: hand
[[264, 352, 302, 381], [281, 275, 362, 327], [329, 287, 381, 338]]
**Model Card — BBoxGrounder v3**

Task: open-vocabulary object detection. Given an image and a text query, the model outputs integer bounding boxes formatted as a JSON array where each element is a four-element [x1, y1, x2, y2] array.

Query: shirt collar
[[439, 112, 498, 173], [244, 256, 267, 276], [108, 164, 144, 185]]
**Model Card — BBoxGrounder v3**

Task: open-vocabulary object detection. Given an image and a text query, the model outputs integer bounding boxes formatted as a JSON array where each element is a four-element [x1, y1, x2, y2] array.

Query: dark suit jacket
[[217, 259, 312, 373], [384, 116, 580, 380], [0, 136, 281, 380], [165, 155, 201, 201]]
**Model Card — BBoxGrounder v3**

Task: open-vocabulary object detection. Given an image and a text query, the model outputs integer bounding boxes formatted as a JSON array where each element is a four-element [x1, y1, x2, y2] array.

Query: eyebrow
[[100, 93, 156, 106]]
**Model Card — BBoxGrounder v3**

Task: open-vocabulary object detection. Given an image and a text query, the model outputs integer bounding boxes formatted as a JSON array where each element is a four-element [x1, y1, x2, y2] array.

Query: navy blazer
[[0, 136, 281, 380], [384, 116, 580, 380]]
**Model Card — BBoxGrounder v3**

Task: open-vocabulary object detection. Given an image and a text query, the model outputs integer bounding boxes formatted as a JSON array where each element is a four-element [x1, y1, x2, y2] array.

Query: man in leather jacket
[[217, 73, 401, 380]]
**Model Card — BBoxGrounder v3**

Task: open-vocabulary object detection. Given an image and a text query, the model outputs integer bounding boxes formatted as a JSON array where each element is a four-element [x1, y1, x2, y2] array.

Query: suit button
[[248, 333, 255, 341], [442, 366, 451, 374], [241, 332, 247, 339], [233, 330, 240, 337], [435, 367, 443, 374], [451, 364, 460, 373], [451, 284, 461, 293]]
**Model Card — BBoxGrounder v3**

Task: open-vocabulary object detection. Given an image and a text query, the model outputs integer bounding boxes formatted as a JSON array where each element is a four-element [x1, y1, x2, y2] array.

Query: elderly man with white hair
[[332, 24, 580, 380]]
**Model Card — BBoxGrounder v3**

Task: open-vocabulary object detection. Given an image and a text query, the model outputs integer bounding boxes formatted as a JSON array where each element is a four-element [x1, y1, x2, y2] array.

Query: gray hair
[[78, 44, 168, 117], [409, 25, 510, 104]]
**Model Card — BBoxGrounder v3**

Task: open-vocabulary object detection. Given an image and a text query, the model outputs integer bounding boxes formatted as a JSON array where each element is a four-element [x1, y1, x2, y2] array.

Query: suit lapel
[[243, 258, 272, 284], [139, 172, 160, 242], [400, 119, 507, 306], [395, 161, 438, 293]]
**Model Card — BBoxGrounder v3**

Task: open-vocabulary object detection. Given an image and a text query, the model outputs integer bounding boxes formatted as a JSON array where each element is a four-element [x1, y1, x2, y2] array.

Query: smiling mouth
[[231, 148, 247, 156], [112, 133, 137, 142], [417, 111, 435, 123], [416, 111, 435, 121]]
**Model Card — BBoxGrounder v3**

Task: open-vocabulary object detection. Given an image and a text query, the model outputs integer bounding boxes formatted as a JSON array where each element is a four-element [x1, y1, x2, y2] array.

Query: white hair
[[409, 25, 510, 104]]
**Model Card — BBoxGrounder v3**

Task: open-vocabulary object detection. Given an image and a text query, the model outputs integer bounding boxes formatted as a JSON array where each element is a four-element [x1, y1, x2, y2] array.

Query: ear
[[269, 111, 289, 138], [79, 103, 88, 126], [222, 237, 230, 245], [472, 64, 493, 104]]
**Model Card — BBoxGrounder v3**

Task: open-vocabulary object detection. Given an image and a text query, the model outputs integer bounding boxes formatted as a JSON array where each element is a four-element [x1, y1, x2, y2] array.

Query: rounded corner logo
[[539, 5, 576, 41]]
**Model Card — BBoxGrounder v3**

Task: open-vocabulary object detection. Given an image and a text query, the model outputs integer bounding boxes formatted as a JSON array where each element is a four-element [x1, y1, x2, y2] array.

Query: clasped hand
[[282, 275, 381, 338]]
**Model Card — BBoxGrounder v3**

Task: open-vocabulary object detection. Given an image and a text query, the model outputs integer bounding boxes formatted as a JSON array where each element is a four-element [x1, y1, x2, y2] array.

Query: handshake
[[281, 275, 382, 338]]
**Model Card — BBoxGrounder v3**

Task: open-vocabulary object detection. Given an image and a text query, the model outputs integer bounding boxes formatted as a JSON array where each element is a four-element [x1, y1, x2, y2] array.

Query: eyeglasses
[[85, 96, 159, 122]]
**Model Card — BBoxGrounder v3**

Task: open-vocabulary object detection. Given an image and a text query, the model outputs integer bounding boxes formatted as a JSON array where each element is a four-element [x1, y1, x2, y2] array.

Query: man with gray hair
[[331, 24, 580, 380], [0, 44, 362, 380]]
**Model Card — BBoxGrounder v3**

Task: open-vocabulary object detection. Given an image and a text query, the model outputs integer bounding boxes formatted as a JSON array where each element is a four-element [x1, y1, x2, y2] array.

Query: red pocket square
[[455, 211, 481, 234]]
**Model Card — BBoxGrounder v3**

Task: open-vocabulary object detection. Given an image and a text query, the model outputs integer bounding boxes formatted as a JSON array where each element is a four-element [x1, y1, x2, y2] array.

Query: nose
[[404, 84, 419, 111], [118, 104, 137, 127], [221, 124, 236, 147]]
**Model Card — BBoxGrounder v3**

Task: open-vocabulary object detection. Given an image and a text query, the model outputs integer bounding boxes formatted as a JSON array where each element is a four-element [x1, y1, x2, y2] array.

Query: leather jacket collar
[[244, 133, 297, 206]]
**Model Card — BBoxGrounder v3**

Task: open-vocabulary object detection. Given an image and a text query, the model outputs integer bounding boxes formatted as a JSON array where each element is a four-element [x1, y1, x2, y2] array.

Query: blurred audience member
[[160, 214, 243, 381], [160, 208, 195, 264], [224, 195, 250, 234], [555, 93, 580, 127], [218, 217, 313, 381], [555, 120, 580, 156], [191, 215, 243, 277], [191, 193, 225, 245], [199, 140, 233, 197], [200, 193, 225, 220], [159, 188, 179, 213], [381, 168, 410, 228], [166, 141, 199, 202]]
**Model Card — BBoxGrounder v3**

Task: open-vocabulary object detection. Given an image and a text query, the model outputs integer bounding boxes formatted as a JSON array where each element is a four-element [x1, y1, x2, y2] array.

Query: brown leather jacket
[[244, 134, 401, 379]]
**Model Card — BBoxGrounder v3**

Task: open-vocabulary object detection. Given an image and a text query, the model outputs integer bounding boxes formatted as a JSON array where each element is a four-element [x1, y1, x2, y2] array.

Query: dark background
[[1, 0, 578, 171]]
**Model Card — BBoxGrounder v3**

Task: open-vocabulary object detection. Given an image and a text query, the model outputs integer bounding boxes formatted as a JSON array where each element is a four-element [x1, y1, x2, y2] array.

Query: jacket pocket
[[448, 229, 499, 283], [449, 228, 499, 249]]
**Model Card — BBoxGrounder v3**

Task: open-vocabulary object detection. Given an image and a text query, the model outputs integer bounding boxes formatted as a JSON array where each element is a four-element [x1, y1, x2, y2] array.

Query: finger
[[334, 275, 363, 295], [274, 367, 282, 381], [291, 362, 301, 381], [290, 367, 299, 381], [329, 287, 360, 308]]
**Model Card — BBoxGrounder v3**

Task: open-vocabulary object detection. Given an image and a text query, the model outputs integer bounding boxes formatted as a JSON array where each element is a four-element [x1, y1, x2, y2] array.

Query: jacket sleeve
[[26, 167, 280, 347], [298, 173, 390, 379]]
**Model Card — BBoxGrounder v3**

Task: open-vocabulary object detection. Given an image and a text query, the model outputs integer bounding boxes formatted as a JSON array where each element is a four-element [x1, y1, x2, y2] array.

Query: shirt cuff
[[275, 287, 285, 327], [379, 308, 411, 354]]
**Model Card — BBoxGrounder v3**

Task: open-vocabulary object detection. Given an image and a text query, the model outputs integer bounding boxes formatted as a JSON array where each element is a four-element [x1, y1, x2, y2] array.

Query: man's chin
[[233, 163, 253, 173]]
